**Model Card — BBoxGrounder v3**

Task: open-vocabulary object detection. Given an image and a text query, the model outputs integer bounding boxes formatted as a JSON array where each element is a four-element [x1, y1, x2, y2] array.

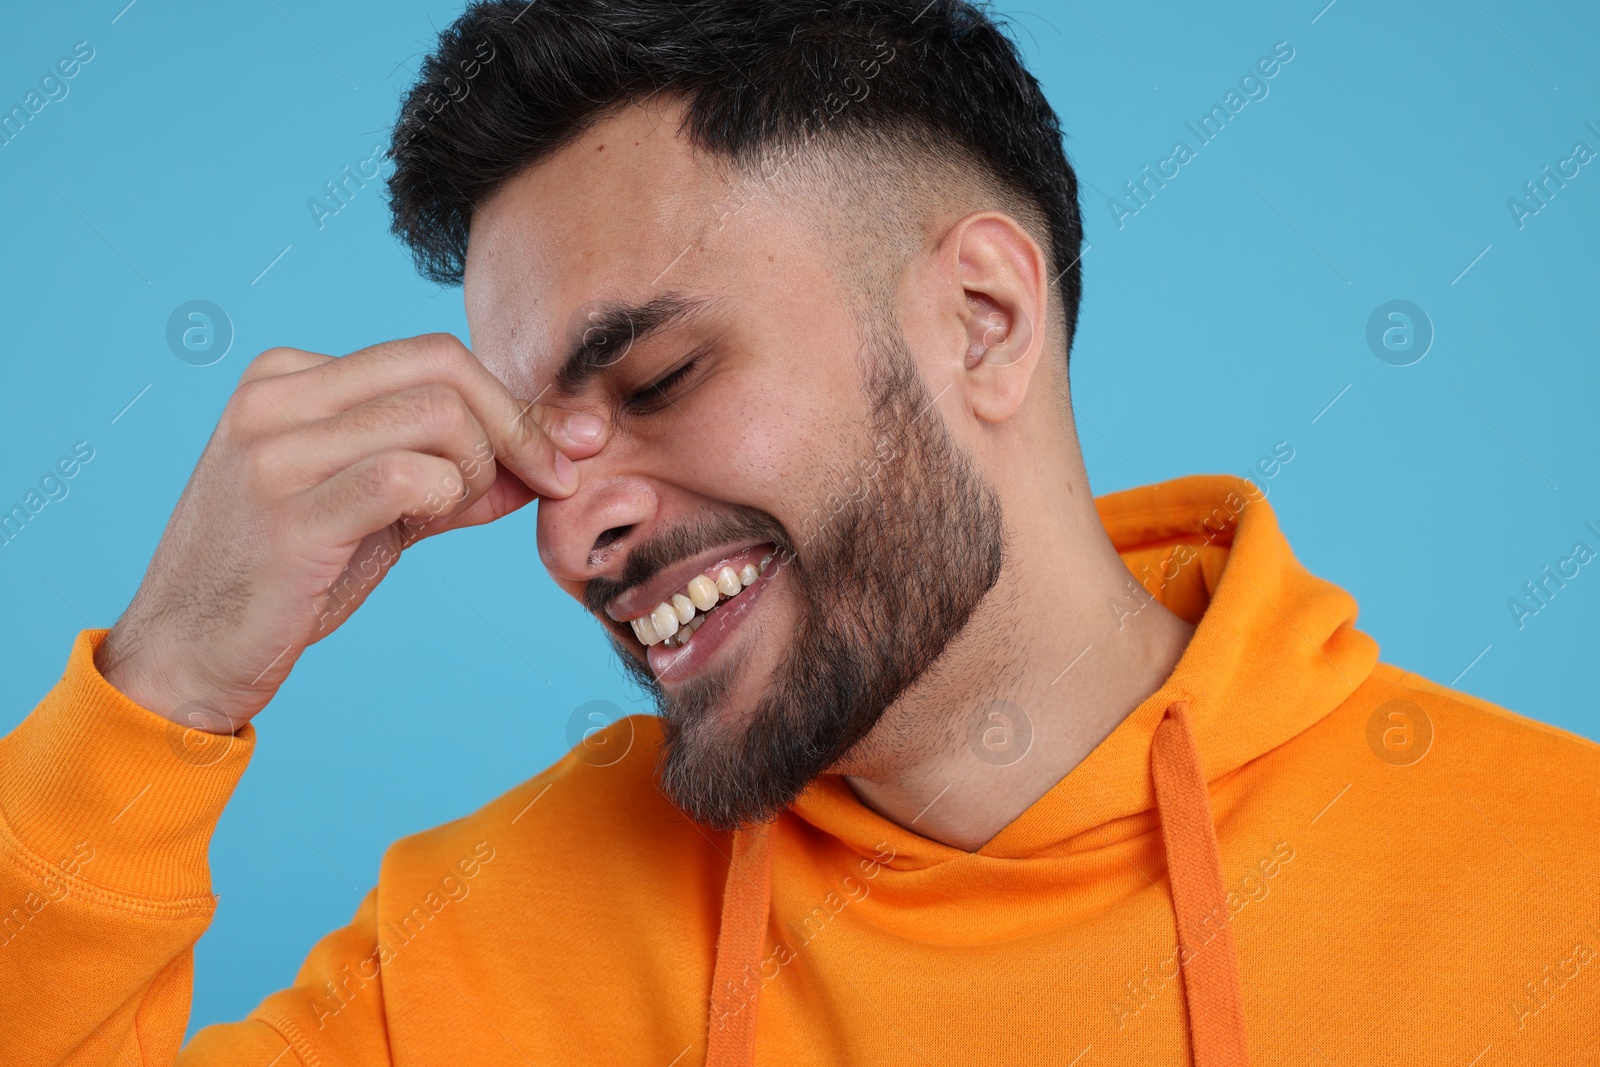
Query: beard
[[598, 311, 1005, 831]]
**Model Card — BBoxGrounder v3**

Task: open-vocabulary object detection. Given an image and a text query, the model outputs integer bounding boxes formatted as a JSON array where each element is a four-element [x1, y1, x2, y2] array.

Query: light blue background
[[3, 0, 1596, 1037]]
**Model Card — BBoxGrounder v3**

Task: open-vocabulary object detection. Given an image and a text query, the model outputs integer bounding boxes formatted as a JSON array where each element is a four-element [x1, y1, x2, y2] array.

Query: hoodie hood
[[704, 474, 1381, 1066]]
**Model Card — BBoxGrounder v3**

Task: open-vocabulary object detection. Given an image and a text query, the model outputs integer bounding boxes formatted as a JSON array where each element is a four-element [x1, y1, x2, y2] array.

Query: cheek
[[686, 362, 863, 521]]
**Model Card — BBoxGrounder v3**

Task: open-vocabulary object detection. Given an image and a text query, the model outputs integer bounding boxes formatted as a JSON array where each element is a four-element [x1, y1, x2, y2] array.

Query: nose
[[537, 455, 661, 591]]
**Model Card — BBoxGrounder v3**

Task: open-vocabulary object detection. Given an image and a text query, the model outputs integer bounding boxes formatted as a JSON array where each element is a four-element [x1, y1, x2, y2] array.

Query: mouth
[[607, 543, 780, 684]]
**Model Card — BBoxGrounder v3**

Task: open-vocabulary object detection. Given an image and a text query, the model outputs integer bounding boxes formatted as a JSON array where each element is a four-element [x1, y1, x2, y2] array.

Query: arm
[[1, 335, 603, 1065]]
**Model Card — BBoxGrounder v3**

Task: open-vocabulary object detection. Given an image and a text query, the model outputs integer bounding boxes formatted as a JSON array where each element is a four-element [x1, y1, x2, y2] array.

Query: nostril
[[592, 525, 630, 553]]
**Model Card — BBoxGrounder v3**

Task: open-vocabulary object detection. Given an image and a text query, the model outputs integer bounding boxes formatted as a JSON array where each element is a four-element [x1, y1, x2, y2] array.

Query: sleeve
[[0, 629, 391, 1067]]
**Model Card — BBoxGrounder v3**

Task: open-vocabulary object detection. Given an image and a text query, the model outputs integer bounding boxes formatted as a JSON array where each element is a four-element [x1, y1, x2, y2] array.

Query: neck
[[836, 463, 1195, 852]]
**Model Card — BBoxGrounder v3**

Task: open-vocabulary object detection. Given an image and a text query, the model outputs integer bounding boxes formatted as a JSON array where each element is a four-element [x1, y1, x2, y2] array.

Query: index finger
[[271, 333, 605, 497]]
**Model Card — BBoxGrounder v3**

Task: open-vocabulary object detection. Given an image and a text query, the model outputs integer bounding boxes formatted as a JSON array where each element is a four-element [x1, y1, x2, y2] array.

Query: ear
[[941, 211, 1050, 425]]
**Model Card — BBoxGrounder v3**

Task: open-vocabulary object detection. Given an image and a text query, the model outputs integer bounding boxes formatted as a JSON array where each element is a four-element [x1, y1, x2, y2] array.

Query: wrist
[[95, 627, 247, 734]]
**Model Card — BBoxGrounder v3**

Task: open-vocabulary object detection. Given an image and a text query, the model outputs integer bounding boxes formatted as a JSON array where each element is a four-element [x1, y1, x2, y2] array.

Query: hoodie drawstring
[[1151, 700, 1252, 1066], [705, 824, 773, 1067], [703, 699, 1250, 1067]]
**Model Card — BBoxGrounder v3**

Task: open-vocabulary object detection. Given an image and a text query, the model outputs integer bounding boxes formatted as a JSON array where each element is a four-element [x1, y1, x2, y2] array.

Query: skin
[[470, 99, 1196, 849], [99, 96, 1194, 853], [96, 336, 605, 733]]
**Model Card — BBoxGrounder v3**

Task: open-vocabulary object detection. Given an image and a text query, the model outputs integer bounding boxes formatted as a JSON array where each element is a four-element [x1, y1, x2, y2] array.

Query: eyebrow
[[550, 291, 716, 397]]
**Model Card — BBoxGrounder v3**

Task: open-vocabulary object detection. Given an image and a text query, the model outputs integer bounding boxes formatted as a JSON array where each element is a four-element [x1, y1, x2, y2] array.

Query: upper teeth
[[630, 554, 773, 648]]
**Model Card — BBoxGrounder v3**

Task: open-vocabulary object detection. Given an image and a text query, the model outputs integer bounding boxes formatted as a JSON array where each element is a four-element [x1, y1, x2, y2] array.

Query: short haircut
[[387, 0, 1086, 358]]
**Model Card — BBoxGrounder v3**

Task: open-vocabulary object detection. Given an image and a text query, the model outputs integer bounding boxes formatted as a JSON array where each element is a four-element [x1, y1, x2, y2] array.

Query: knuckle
[[531, 405, 563, 440], [370, 452, 417, 498], [244, 435, 294, 489], [243, 347, 302, 382], [510, 404, 547, 455], [220, 381, 274, 438], [416, 383, 470, 438], [436, 466, 468, 503]]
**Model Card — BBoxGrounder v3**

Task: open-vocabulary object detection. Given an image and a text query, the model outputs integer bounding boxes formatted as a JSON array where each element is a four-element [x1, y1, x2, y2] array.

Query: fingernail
[[555, 451, 578, 491], [565, 413, 603, 445]]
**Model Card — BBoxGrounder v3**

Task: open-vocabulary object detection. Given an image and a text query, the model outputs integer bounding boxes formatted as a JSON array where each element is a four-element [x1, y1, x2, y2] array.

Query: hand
[[96, 334, 604, 733]]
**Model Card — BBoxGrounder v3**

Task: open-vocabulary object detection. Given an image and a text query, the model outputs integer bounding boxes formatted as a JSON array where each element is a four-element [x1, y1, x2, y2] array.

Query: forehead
[[463, 100, 774, 392]]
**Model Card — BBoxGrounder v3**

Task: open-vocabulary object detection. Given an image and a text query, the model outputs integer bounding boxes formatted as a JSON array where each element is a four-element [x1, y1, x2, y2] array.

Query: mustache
[[581, 505, 794, 617]]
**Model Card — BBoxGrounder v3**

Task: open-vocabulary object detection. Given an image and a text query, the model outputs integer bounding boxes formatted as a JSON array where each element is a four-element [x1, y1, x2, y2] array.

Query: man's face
[[465, 102, 1003, 830]]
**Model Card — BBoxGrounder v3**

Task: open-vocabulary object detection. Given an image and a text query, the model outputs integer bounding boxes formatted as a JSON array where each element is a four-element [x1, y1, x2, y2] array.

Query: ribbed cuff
[[0, 629, 255, 900]]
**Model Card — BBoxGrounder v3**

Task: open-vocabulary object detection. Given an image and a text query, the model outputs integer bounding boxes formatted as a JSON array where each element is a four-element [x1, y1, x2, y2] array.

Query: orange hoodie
[[3, 474, 1597, 1065]]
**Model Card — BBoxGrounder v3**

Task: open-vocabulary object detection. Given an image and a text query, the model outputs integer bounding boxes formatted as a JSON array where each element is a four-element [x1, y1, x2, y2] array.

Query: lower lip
[[646, 552, 783, 684]]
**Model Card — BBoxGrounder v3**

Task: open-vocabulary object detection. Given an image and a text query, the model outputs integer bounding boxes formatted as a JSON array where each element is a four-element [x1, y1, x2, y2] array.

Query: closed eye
[[625, 352, 704, 413]]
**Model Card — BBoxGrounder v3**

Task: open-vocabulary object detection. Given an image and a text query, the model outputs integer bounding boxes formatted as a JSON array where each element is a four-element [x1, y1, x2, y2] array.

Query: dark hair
[[387, 0, 1085, 355]]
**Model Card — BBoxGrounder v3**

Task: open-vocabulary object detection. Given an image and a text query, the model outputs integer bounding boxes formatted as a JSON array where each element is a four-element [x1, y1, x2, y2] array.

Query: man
[[2, 1, 1595, 1063]]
